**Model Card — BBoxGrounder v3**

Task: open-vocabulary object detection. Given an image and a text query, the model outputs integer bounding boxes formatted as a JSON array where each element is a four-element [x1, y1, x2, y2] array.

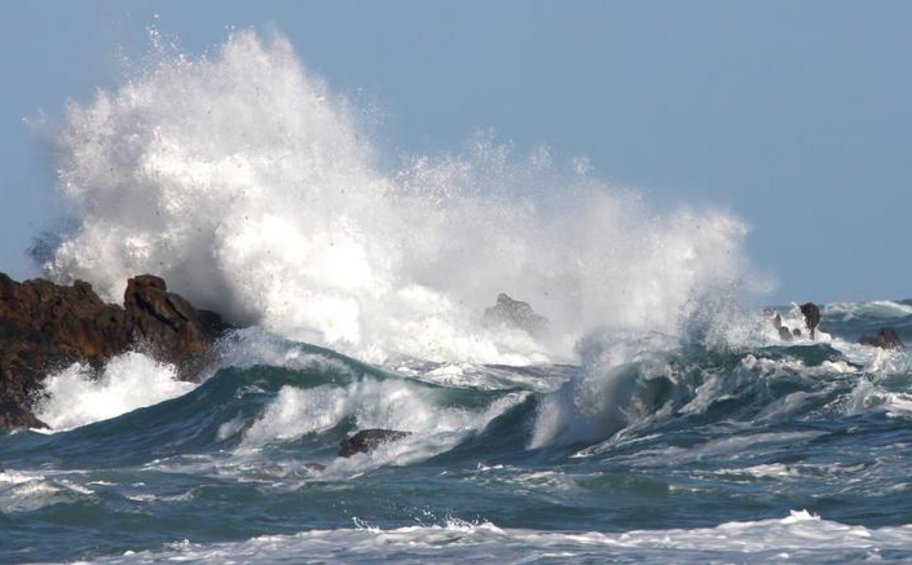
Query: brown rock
[[0, 273, 230, 430], [0, 274, 129, 362], [123, 275, 229, 378]]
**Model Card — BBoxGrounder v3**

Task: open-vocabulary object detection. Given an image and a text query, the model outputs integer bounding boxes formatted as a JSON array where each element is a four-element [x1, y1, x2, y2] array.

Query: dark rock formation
[[338, 429, 412, 457], [800, 302, 821, 340], [0, 321, 62, 429], [123, 275, 230, 376], [483, 293, 548, 337], [0, 273, 230, 430], [859, 328, 905, 351]]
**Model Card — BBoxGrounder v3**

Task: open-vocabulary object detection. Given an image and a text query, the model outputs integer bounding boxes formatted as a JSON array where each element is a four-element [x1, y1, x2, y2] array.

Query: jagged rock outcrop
[[0, 273, 230, 430], [483, 293, 548, 337], [338, 429, 412, 457], [859, 328, 905, 351], [0, 321, 63, 429], [123, 275, 229, 375]]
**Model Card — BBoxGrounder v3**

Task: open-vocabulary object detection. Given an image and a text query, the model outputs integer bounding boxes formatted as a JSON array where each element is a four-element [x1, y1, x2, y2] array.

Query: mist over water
[[42, 29, 752, 365]]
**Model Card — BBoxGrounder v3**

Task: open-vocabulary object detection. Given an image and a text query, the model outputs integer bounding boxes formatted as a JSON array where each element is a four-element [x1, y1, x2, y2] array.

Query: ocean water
[[4, 29, 912, 563]]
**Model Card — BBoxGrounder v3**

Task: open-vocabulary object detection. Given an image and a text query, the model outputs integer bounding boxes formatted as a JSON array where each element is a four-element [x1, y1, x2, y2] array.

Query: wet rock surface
[[800, 302, 821, 339], [0, 273, 229, 430], [338, 429, 412, 457], [859, 327, 905, 351]]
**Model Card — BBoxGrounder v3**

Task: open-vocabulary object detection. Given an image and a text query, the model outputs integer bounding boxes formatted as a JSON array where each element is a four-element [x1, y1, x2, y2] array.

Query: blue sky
[[1, 1, 910, 304]]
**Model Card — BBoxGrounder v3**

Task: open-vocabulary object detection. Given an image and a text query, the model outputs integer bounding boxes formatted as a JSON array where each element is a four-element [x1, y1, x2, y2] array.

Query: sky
[[1, 0, 910, 304]]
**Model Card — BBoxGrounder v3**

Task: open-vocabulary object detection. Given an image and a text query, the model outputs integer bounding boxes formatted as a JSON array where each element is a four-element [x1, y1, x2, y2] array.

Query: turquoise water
[[2, 301, 912, 563]]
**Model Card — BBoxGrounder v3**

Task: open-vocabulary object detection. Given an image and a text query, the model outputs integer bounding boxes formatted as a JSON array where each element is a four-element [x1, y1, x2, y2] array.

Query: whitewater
[[2, 29, 912, 563]]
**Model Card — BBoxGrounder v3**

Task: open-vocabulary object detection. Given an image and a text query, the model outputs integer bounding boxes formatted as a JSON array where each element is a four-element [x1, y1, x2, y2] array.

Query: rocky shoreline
[[0, 273, 229, 430], [0, 275, 906, 432]]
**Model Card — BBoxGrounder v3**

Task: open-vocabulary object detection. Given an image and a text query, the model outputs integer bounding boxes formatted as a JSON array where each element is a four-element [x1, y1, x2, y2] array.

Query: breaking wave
[[41, 28, 754, 365]]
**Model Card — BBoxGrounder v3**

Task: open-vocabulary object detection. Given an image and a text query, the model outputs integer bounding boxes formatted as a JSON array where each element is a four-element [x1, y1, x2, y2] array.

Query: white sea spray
[[44, 29, 754, 366], [34, 351, 192, 431]]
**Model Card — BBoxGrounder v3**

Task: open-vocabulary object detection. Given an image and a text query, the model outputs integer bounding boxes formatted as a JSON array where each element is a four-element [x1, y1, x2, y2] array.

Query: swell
[[7, 331, 904, 474], [3, 330, 912, 565]]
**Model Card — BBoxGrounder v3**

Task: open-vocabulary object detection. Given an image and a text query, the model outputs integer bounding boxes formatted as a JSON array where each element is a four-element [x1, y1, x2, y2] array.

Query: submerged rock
[[338, 429, 412, 457], [304, 462, 326, 472], [482, 293, 548, 337], [0, 273, 230, 430], [859, 328, 905, 351]]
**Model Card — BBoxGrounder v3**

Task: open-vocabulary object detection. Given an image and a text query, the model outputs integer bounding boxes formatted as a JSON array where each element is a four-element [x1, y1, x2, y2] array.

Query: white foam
[[0, 470, 97, 513], [216, 327, 362, 377], [396, 360, 568, 392], [729, 463, 800, 479], [88, 511, 912, 563], [846, 378, 912, 420], [239, 377, 524, 457], [42, 28, 754, 365], [825, 300, 912, 321], [34, 351, 193, 430], [530, 332, 679, 449], [588, 431, 825, 465]]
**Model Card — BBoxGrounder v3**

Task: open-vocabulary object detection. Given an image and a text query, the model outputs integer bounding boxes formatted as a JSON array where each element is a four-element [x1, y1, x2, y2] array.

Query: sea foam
[[87, 511, 912, 564], [42, 28, 753, 365], [34, 351, 193, 431], [240, 376, 523, 450]]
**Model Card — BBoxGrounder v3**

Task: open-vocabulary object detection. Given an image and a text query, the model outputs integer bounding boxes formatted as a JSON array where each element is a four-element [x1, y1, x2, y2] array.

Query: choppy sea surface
[[2, 301, 912, 563], [6, 27, 912, 563]]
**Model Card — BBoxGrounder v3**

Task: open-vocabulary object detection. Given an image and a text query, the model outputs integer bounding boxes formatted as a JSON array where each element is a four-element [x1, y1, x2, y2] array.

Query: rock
[[338, 429, 412, 457], [0, 274, 130, 362], [859, 328, 905, 351], [123, 275, 230, 377], [0, 321, 62, 429], [483, 293, 548, 337], [800, 302, 821, 340], [0, 273, 230, 430]]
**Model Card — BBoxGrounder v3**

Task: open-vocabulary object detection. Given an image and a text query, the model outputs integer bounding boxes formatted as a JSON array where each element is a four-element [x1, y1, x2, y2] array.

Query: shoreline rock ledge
[[0, 273, 230, 430]]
